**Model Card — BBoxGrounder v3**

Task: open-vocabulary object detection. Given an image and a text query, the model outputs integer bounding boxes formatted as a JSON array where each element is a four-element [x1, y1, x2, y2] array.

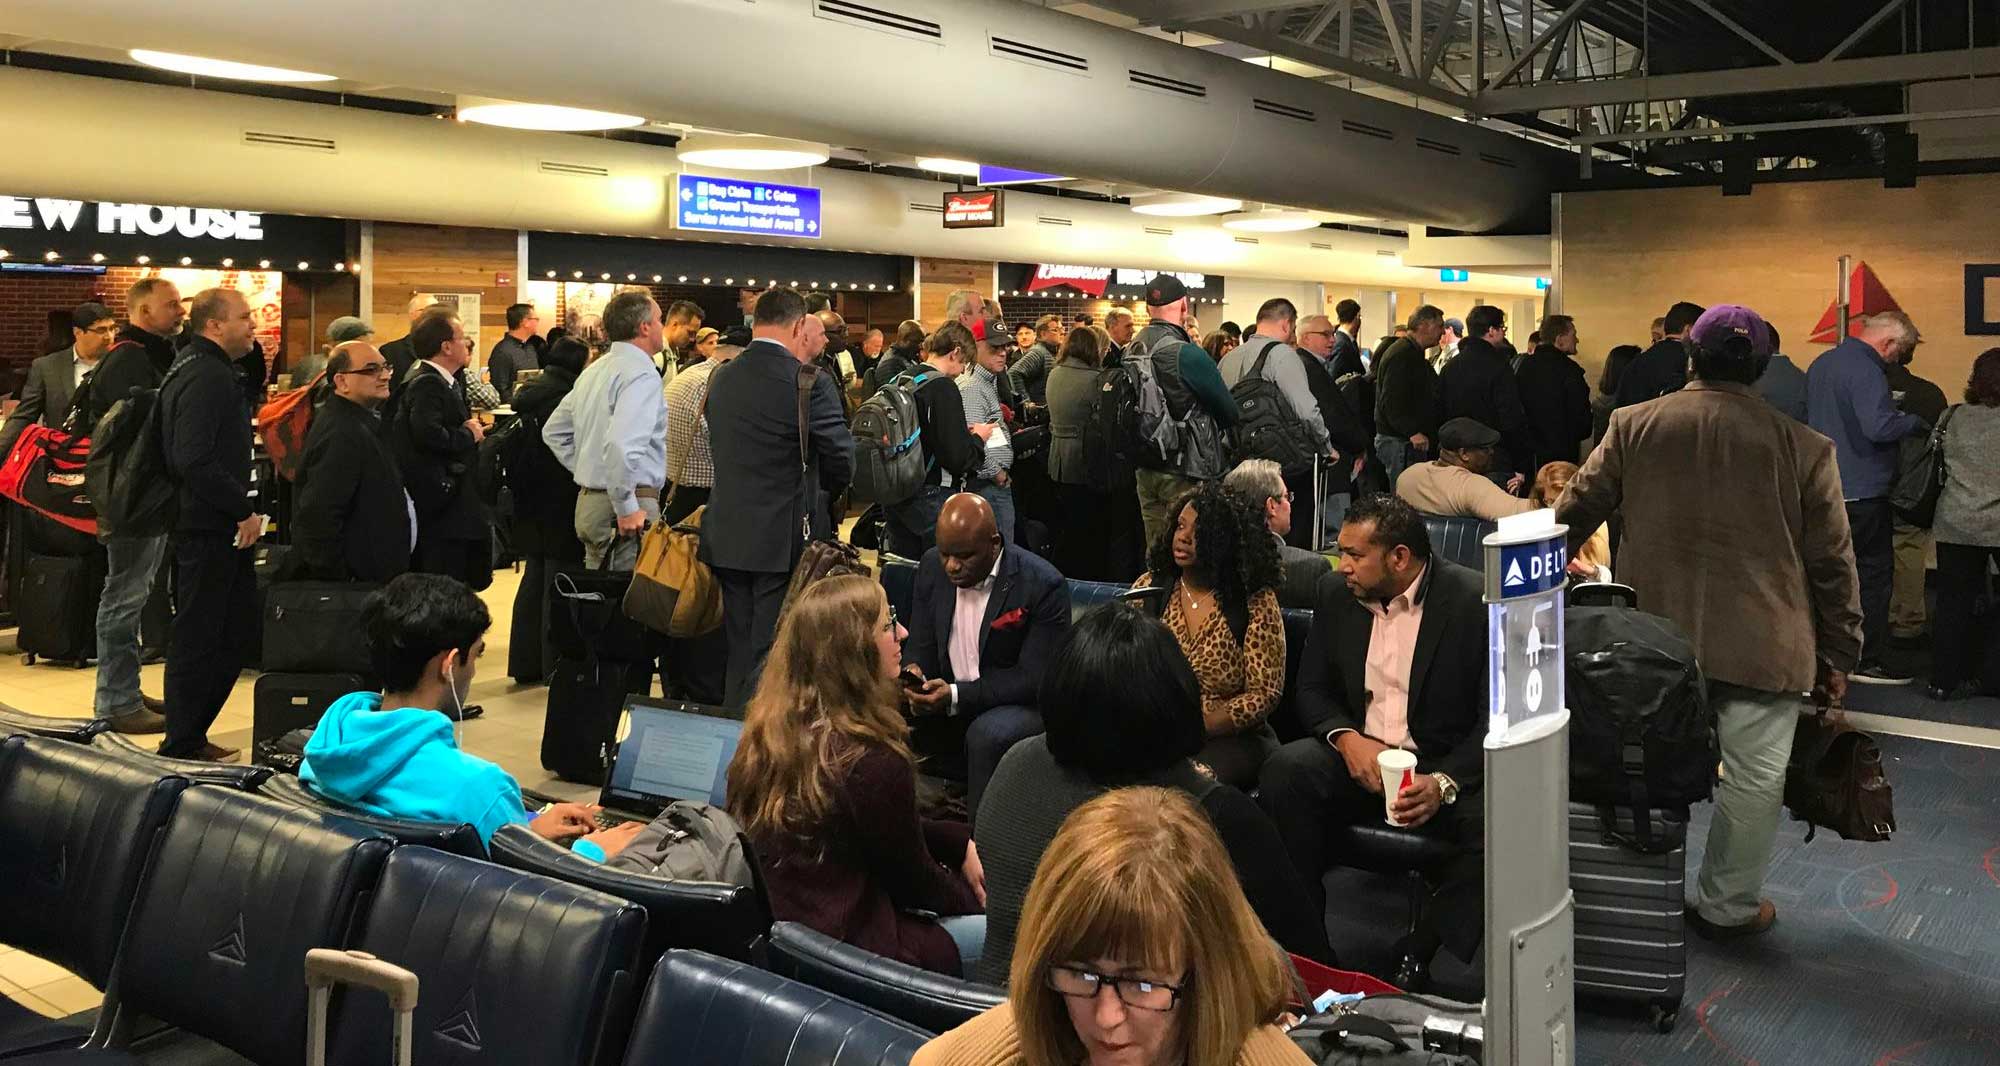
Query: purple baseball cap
[[1689, 304, 1774, 357]]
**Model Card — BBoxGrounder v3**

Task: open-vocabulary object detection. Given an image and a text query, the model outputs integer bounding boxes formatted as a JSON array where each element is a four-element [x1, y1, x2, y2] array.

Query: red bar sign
[[942, 189, 1004, 229]]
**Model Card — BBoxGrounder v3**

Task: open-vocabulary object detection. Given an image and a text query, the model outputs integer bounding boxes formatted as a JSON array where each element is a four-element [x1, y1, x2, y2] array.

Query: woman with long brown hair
[[916, 787, 1308, 1066], [726, 574, 987, 975]]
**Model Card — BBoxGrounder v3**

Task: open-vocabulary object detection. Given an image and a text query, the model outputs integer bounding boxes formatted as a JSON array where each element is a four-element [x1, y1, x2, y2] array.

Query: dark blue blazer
[[700, 340, 853, 574], [902, 545, 1070, 715]]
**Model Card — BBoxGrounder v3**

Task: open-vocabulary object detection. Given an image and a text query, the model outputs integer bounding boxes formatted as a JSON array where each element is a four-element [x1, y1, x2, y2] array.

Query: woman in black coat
[[505, 337, 589, 684]]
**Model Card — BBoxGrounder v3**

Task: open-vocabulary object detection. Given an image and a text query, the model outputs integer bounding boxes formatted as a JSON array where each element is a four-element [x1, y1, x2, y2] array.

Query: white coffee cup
[[1378, 748, 1420, 827]]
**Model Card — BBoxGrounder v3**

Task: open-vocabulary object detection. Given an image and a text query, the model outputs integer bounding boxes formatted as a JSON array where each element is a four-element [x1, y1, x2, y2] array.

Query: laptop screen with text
[[603, 701, 742, 811]]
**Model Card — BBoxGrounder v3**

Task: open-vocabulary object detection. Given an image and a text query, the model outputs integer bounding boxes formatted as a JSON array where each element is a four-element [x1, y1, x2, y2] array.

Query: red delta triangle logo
[[1810, 261, 1906, 344]]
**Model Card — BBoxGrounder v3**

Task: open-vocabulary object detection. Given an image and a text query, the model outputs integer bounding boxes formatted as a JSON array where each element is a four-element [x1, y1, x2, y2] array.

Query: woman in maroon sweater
[[727, 574, 987, 975]]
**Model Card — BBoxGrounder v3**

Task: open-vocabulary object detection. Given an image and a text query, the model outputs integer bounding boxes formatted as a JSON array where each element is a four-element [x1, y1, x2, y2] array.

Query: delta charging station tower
[[1481, 510, 1575, 1066]]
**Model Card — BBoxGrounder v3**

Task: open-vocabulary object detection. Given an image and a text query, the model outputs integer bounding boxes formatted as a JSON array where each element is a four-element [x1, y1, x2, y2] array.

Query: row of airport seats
[[874, 512, 1493, 997], [0, 710, 1011, 1065]]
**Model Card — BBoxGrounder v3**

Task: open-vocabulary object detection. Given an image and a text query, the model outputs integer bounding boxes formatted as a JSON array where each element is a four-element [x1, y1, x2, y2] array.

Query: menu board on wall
[[158, 267, 283, 355]]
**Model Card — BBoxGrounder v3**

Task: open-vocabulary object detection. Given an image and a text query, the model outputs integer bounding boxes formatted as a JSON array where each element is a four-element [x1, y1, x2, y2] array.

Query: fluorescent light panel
[[129, 49, 336, 82]]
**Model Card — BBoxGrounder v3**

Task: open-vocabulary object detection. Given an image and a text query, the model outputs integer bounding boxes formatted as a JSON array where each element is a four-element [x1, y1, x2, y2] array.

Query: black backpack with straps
[[1228, 338, 1321, 475]]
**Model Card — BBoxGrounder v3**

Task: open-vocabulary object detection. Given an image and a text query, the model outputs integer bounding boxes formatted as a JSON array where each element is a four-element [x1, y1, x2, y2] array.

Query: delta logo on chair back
[[208, 913, 248, 966], [434, 988, 483, 1051]]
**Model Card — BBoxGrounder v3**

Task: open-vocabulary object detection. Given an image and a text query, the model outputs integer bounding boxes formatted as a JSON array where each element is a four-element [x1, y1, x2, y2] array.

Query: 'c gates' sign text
[[676, 175, 821, 240]]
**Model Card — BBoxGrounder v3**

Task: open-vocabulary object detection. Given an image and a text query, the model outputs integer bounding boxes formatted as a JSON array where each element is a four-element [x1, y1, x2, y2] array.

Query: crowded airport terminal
[[1, 1, 1998, 1064]]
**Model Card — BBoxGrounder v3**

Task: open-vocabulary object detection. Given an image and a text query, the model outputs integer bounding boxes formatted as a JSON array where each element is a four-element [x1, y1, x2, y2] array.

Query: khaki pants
[[575, 492, 659, 571], [1889, 522, 1930, 638], [1134, 469, 1198, 557], [1689, 682, 1797, 926]]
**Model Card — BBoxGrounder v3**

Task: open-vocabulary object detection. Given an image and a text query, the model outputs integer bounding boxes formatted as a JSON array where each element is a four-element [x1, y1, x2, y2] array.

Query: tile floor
[[0, 562, 596, 1020]]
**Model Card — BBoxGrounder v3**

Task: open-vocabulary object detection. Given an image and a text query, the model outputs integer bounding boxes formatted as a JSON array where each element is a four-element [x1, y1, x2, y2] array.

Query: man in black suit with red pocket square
[[901, 493, 1071, 815]]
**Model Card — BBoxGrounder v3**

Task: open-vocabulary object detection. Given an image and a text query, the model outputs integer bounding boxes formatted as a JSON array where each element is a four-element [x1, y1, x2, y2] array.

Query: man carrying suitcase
[[1558, 304, 1864, 940]]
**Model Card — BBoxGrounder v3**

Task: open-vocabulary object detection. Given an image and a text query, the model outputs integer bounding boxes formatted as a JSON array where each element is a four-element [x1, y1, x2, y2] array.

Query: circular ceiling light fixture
[[676, 133, 830, 171], [129, 49, 336, 82], [916, 157, 982, 178], [1130, 191, 1244, 217], [456, 96, 644, 132], [1221, 207, 1321, 232]]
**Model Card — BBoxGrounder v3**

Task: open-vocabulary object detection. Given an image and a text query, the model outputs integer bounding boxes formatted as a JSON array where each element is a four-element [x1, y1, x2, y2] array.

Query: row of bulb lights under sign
[[544, 271, 893, 291], [0, 249, 356, 271]]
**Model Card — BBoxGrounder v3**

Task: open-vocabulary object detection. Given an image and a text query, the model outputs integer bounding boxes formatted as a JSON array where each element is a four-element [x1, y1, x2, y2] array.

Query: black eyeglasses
[[1045, 965, 1184, 1012], [883, 606, 900, 633]]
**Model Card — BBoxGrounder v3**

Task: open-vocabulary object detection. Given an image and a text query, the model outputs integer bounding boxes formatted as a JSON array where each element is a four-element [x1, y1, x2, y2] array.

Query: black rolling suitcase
[[254, 671, 365, 749], [542, 656, 651, 785], [16, 550, 103, 666], [1570, 802, 1688, 1033]]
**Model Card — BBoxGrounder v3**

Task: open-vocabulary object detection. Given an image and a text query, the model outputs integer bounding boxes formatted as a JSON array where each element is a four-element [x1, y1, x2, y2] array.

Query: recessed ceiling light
[[1222, 207, 1320, 232], [136, 255, 149, 264], [221, 257, 233, 267], [916, 157, 982, 178], [677, 133, 829, 171], [179, 256, 192, 265], [258, 259, 271, 269], [456, 97, 644, 132], [91, 253, 105, 263], [129, 49, 335, 82], [45, 251, 60, 260], [1130, 191, 1244, 217]]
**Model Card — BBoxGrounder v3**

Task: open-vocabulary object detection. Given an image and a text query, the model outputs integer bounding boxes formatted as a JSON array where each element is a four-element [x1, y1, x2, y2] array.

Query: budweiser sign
[[1027, 263, 1114, 296], [943, 190, 1004, 229]]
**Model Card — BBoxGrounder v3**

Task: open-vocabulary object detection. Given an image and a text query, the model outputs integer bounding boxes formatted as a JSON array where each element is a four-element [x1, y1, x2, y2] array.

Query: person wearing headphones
[[298, 573, 640, 860]]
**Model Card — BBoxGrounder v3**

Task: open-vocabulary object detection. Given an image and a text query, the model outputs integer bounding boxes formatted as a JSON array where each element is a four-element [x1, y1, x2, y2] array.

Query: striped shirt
[[957, 365, 1012, 478]]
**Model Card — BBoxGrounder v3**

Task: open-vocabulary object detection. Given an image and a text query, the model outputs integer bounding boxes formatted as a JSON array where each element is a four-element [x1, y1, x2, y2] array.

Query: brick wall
[[0, 266, 145, 371]]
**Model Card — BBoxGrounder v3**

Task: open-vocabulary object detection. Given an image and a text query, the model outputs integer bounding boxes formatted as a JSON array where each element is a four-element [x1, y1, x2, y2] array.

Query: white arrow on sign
[[1503, 558, 1526, 587]]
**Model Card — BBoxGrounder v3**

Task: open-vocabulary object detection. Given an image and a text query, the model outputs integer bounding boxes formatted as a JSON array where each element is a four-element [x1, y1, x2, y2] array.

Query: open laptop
[[527, 700, 743, 827]]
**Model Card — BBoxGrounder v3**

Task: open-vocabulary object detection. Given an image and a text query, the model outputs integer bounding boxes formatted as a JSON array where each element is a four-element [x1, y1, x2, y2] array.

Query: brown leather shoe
[[140, 693, 167, 715], [108, 708, 169, 735], [1686, 899, 1777, 941]]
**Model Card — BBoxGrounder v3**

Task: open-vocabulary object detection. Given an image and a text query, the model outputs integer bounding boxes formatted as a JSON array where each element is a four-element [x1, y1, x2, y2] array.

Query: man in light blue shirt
[[1806, 311, 1925, 683], [543, 291, 670, 570]]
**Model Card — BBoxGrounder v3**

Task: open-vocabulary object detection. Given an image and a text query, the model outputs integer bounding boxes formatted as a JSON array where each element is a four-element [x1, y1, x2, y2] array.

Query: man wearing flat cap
[[1392, 417, 1535, 522]]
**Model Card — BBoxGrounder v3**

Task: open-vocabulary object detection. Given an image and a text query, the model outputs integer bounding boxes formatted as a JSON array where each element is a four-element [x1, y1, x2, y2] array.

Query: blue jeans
[[974, 480, 1015, 547], [936, 914, 988, 979], [1375, 434, 1419, 490], [95, 533, 167, 720]]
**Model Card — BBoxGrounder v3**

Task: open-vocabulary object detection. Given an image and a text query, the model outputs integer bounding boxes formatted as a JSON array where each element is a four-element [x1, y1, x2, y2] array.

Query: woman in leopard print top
[[1134, 482, 1285, 789]]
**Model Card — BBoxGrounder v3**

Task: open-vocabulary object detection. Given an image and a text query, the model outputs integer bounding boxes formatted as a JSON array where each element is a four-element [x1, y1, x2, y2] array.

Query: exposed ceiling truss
[[1066, 0, 2000, 177]]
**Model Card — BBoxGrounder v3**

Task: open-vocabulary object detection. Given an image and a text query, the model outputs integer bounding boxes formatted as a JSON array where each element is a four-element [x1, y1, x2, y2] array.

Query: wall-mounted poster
[[415, 292, 482, 361]]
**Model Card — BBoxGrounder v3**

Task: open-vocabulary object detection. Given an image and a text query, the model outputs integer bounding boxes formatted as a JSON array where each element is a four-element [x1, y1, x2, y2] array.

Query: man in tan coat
[[1557, 304, 1862, 941]]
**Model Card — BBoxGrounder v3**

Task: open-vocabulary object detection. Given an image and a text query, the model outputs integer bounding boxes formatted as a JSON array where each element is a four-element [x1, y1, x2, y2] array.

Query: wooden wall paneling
[[1558, 175, 2000, 393], [368, 222, 519, 365], [917, 257, 994, 327]]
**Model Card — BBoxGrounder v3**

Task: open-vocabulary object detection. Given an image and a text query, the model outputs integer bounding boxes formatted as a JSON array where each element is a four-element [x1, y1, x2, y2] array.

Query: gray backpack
[[602, 800, 757, 885], [1288, 993, 1484, 1065]]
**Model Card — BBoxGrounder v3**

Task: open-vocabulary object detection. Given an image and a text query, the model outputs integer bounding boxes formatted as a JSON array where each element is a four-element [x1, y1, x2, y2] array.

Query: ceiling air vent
[[1233, 235, 1261, 245], [1479, 152, 1519, 169], [1340, 119, 1394, 142], [1037, 215, 1074, 227], [1143, 226, 1175, 237], [1129, 68, 1207, 100], [1252, 98, 1315, 123], [908, 201, 944, 214], [1310, 242, 1334, 251], [539, 160, 609, 178], [813, 0, 942, 42], [990, 35, 1089, 73], [241, 129, 336, 153], [1415, 137, 1462, 156]]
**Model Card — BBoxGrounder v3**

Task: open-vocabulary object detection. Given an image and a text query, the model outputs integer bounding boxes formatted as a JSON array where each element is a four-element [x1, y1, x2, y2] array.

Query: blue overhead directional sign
[[675, 174, 821, 240], [1439, 268, 1470, 282]]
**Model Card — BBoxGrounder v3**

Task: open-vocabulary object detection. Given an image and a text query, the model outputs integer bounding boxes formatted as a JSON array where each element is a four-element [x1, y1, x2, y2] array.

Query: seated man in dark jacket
[[392, 309, 490, 590], [1258, 493, 1487, 990], [292, 340, 412, 583], [902, 493, 1070, 815], [159, 288, 264, 761]]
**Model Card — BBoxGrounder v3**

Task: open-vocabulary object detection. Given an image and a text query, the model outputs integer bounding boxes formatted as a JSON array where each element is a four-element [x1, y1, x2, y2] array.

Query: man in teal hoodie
[[301, 572, 642, 859]]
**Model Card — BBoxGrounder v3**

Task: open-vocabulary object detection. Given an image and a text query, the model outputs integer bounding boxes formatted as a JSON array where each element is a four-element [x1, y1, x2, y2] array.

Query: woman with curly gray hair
[[1133, 482, 1285, 788]]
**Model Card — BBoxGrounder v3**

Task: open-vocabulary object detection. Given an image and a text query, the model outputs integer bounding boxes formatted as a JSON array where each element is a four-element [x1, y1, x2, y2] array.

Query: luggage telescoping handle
[[305, 948, 419, 1066]]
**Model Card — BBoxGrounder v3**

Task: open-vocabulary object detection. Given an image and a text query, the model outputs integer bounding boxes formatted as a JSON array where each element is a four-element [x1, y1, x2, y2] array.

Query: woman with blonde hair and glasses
[[726, 574, 987, 976], [917, 786, 1309, 1066]]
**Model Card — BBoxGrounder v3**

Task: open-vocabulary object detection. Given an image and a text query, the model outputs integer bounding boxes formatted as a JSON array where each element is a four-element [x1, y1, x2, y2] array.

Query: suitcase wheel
[[20, 653, 34, 666], [1649, 1002, 1679, 1033]]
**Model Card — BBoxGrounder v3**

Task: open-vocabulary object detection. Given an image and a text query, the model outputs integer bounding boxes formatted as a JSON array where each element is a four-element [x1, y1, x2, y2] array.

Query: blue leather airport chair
[[624, 950, 933, 1066], [325, 845, 649, 1066], [765, 921, 1003, 1035], [89, 731, 273, 791], [878, 552, 919, 625], [1419, 514, 1494, 574], [490, 823, 772, 965], [0, 705, 108, 743], [0, 735, 186, 1055], [259, 771, 488, 858]]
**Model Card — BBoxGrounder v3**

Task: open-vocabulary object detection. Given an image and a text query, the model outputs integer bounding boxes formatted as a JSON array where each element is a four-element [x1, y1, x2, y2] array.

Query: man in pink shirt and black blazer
[[1258, 492, 1488, 989]]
